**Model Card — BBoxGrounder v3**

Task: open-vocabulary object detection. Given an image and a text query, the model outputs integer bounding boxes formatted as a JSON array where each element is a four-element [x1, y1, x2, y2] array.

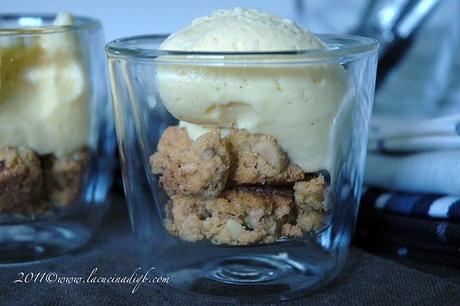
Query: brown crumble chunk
[[41, 147, 90, 206], [293, 175, 326, 211], [228, 129, 305, 186], [150, 127, 231, 199], [0, 146, 44, 212], [296, 210, 325, 232]]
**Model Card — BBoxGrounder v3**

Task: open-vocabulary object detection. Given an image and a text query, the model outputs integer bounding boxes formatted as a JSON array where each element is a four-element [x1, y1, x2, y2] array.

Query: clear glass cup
[[106, 34, 378, 302], [0, 14, 115, 263]]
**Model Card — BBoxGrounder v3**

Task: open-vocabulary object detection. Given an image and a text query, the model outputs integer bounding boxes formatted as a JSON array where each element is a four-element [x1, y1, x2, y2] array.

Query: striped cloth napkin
[[358, 114, 460, 265], [361, 188, 460, 221], [356, 189, 460, 266]]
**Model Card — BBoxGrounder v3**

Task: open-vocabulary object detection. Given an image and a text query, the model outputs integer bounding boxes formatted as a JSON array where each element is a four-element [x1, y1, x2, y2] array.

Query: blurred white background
[[1, 0, 365, 41]]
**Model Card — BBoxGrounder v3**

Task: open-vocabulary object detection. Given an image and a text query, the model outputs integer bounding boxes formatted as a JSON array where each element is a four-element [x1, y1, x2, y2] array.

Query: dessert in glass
[[107, 8, 378, 302], [0, 13, 115, 262]]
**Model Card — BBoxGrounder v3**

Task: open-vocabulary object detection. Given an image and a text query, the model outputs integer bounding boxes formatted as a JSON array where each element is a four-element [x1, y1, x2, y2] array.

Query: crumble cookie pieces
[[152, 126, 328, 244], [42, 147, 90, 206], [293, 176, 326, 232], [150, 127, 231, 199], [296, 210, 325, 232], [228, 129, 305, 185], [166, 188, 298, 245], [293, 175, 326, 211], [281, 223, 303, 238], [229, 130, 289, 171], [165, 196, 207, 242], [206, 189, 295, 238], [156, 125, 192, 153], [0, 146, 43, 212], [203, 216, 268, 245], [150, 127, 192, 179]]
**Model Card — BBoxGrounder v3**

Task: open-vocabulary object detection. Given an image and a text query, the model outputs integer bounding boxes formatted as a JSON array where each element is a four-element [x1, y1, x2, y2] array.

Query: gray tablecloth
[[1, 196, 460, 306]]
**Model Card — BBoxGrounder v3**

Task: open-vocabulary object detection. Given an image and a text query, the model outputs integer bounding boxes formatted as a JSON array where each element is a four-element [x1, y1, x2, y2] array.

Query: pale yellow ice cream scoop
[[0, 12, 90, 157], [157, 7, 348, 172]]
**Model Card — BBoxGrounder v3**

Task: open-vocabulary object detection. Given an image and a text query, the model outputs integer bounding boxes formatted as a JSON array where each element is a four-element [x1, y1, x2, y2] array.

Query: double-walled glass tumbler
[[0, 14, 115, 262], [107, 34, 378, 301]]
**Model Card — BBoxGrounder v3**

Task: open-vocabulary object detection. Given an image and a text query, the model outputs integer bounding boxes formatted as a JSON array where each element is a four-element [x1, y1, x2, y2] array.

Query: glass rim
[[0, 13, 101, 36], [105, 33, 379, 62]]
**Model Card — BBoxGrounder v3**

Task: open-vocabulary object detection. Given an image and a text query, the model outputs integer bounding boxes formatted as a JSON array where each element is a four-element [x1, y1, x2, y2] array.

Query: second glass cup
[[107, 34, 378, 301], [0, 13, 115, 263]]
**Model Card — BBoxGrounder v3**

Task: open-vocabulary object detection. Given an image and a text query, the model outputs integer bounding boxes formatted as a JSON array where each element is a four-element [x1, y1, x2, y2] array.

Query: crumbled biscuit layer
[[228, 129, 305, 185], [0, 146, 44, 212], [293, 176, 327, 232], [152, 126, 328, 245], [150, 127, 305, 193], [0, 146, 89, 213], [294, 175, 326, 211], [150, 128, 231, 199], [42, 147, 90, 206], [165, 188, 322, 245]]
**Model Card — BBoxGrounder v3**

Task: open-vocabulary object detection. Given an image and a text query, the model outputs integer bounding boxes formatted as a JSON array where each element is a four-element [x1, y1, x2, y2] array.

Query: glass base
[[0, 222, 92, 264], [142, 230, 347, 303], [205, 255, 304, 284], [0, 200, 107, 264]]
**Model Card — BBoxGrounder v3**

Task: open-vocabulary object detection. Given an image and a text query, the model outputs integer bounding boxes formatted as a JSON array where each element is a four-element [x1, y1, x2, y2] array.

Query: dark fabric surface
[[356, 201, 460, 267], [1, 197, 460, 306]]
